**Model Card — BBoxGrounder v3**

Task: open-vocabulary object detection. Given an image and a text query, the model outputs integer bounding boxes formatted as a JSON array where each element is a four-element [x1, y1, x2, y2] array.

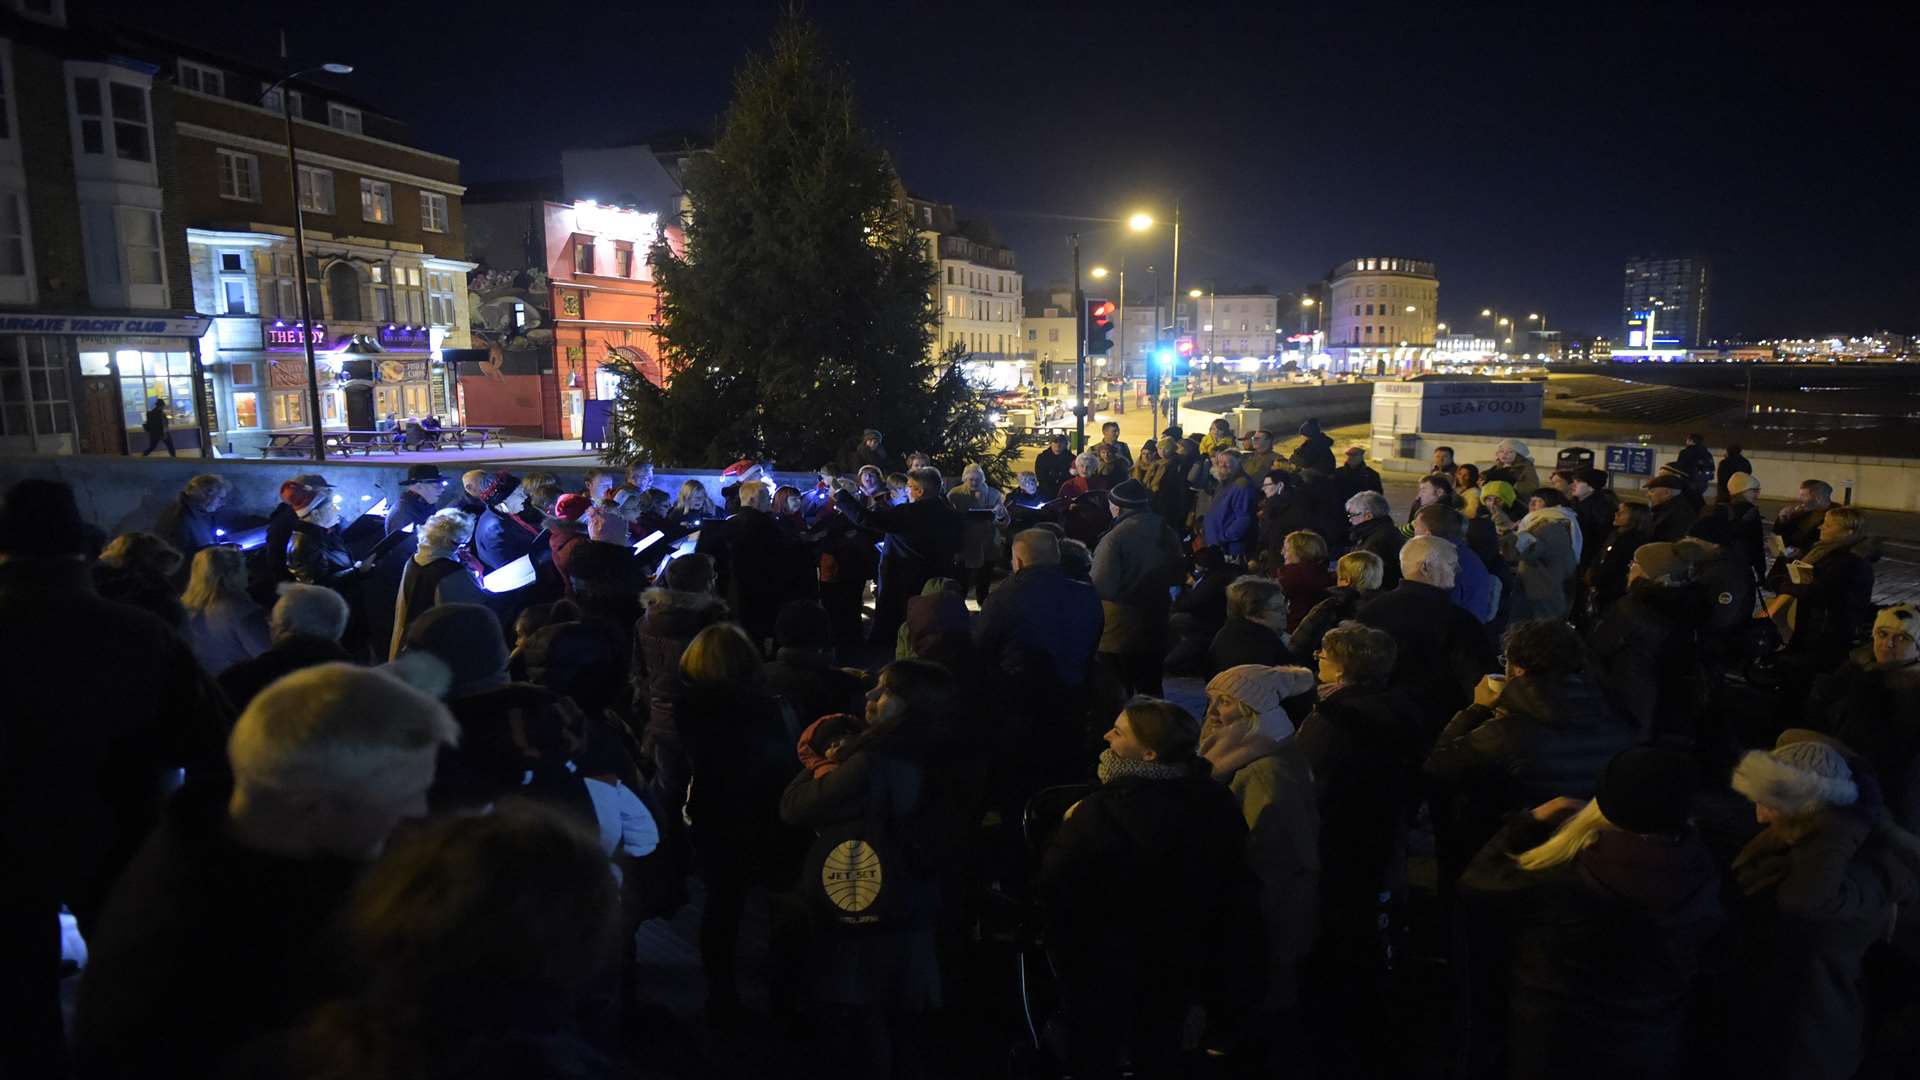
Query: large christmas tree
[[614, 16, 1019, 481]]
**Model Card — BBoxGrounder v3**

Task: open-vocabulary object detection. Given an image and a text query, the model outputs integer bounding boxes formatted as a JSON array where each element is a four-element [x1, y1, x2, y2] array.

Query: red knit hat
[[553, 493, 592, 522]]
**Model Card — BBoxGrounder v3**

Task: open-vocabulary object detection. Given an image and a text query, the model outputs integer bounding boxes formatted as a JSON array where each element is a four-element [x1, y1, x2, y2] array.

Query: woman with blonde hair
[[180, 544, 271, 674], [667, 478, 716, 526], [1457, 747, 1720, 1079], [389, 509, 483, 659], [1288, 549, 1383, 660]]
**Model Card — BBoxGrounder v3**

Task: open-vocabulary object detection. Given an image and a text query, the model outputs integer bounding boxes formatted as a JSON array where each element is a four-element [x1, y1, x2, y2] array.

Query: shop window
[[115, 349, 192, 432], [231, 391, 258, 428], [359, 179, 392, 224]]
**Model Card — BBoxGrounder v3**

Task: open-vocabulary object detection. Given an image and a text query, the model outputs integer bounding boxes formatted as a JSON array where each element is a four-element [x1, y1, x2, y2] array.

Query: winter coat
[[1771, 535, 1875, 667], [1724, 805, 1920, 1080], [1039, 763, 1251, 1005], [285, 520, 354, 590], [1570, 488, 1618, 572], [1224, 743, 1320, 1011], [1676, 443, 1715, 486], [183, 597, 272, 675], [676, 680, 804, 879], [152, 495, 221, 560], [249, 503, 299, 600], [1293, 682, 1429, 921], [762, 648, 866, 729], [1204, 474, 1258, 556], [631, 587, 728, 805], [0, 560, 233, 923], [696, 506, 818, 649], [1349, 515, 1405, 590], [1092, 507, 1184, 655], [1289, 584, 1369, 660], [74, 779, 359, 1080], [833, 490, 962, 646], [93, 562, 185, 628], [1276, 560, 1334, 632], [1332, 462, 1383, 504], [1209, 616, 1294, 676], [472, 507, 538, 573], [390, 554, 486, 660], [1716, 452, 1753, 496], [1148, 454, 1194, 529], [1240, 448, 1278, 479], [974, 563, 1104, 687], [1449, 536, 1498, 624], [1291, 430, 1336, 476], [1171, 568, 1231, 632], [780, 736, 948, 1009], [1257, 490, 1320, 564], [216, 635, 352, 713], [1035, 447, 1075, 498], [1501, 511, 1578, 622], [1426, 673, 1635, 861], [1356, 579, 1498, 733], [1690, 499, 1766, 583], [1484, 456, 1541, 501], [1813, 658, 1920, 830], [947, 485, 1005, 569], [1646, 497, 1698, 543], [1589, 526, 1648, 613], [1587, 580, 1709, 744], [1460, 813, 1724, 1080]]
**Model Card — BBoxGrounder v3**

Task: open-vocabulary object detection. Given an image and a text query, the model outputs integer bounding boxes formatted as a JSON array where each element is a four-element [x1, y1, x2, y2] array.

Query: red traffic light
[[1090, 301, 1115, 324], [1175, 336, 1195, 356]]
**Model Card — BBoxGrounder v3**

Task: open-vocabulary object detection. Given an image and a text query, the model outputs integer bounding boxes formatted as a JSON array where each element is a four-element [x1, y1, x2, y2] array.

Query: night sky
[[93, 0, 1920, 340]]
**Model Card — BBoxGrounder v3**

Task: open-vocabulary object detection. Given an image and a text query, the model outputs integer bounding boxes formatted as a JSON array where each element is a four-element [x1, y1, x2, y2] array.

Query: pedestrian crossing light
[[1174, 336, 1195, 376], [1085, 299, 1116, 355]]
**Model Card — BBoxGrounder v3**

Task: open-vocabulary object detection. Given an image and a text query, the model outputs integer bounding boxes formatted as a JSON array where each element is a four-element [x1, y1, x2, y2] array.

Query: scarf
[[1316, 680, 1346, 701], [1095, 748, 1191, 785], [1200, 720, 1285, 781]]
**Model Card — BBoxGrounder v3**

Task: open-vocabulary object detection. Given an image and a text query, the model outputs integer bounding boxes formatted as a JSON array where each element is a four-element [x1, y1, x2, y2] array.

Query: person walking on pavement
[[1717, 444, 1753, 500], [140, 398, 175, 457]]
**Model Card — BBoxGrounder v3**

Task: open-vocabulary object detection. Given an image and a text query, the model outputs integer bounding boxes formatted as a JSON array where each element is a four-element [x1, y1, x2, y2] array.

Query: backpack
[[800, 756, 923, 931]]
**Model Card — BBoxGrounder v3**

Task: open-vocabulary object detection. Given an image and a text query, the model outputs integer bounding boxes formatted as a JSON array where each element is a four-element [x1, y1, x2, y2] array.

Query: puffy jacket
[[1587, 580, 1709, 744], [1204, 476, 1258, 556], [1460, 813, 1723, 1080], [1500, 512, 1578, 622], [1426, 673, 1634, 856]]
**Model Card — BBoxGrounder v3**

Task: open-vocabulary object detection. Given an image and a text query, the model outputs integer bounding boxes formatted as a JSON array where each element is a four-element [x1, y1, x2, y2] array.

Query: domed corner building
[[1324, 257, 1439, 376]]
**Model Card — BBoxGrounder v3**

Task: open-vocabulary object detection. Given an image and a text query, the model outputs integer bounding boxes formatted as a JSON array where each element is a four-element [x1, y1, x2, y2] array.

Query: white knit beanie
[[1731, 741, 1858, 817], [1495, 438, 1529, 459], [1205, 664, 1313, 741]]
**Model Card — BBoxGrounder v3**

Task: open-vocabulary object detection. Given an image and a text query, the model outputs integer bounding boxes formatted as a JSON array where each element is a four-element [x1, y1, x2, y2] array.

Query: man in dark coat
[[249, 473, 329, 603], [0, 480, 234, 1080], [696, 479, 817, 650], [1717, 443, 1753, 500], [1034, 432, 1075, 498], [834, 467, 962, 648], [1040, 699, 1251, 1079], [140, 397, 175, 456], [1290, 417, 1337, 475], [1345, 490, 1405, 590], [75, 662, 457, 1080], [1676, 432, 1715, 495], [1092, 479, 1185, 697], [1644, 474, 1698, 542], [1567, 468, 1617, 572], [975, 527, 1103, 688], [1331, 446, 1383, 504], [387, 464, 449, 538], [1356, 536, 1497, 737], [217, 583, 354, 712], [1773, 478, 1834, 559], [1587, 542, 1710, 745]]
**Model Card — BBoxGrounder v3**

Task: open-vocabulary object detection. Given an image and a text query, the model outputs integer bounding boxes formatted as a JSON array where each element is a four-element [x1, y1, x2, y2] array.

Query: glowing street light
[[1300, 297, 1315, 308], [1127, 212, 1154, 232], [1480, 308, 1493, 317], [1189, 288, 1202, 298], [1404, 305, 1416, 313], [1090, 266, 1109, 279], [1437, 322, 1449, 332]]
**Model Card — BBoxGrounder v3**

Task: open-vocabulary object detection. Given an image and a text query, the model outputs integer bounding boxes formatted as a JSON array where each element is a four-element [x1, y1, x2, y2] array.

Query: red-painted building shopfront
[[461, 200, 678, 440]]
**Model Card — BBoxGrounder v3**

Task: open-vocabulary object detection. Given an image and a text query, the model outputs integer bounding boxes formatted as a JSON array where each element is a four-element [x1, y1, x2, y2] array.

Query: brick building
[[0, 2, 208, 455]]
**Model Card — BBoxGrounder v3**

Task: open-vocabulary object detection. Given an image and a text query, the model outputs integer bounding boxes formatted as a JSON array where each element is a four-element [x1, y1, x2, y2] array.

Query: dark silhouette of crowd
[[3, 420, 1918, 1080]]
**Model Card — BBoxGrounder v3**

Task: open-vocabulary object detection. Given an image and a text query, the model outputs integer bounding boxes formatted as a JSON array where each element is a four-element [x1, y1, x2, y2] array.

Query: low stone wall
[[1187, 383, 1374, 437], [0, 454, 821, 537], [1373, 431, 1920, 512]]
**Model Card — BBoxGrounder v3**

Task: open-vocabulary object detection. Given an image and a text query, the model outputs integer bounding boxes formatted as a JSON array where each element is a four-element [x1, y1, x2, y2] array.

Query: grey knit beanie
[[1731, 740, 1858, 817]]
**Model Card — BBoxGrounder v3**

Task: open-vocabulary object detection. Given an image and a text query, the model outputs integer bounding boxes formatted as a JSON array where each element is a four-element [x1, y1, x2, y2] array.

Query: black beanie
[[1596, 747, 1697, 834], [403, 603, 509, 696]]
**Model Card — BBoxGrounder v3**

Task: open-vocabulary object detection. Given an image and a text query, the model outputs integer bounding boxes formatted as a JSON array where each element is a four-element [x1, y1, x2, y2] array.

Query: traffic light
[[1085, 299, 1115, 355], [1174, 336, 1195, 377]]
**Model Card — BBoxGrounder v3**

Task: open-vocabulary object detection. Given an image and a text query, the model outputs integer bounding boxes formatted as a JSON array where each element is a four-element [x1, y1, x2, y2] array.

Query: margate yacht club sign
[[0, 314, 211, 336]]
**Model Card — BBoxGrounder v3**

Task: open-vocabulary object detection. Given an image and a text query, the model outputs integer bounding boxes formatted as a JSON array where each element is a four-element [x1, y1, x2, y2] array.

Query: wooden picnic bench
[[259, 433, 316, 458], [327, 430, 399, 456], [441, 425, 506, 450]]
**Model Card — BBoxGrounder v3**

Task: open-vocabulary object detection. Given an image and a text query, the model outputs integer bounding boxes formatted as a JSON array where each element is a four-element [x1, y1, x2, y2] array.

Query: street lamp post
[[1071, 232, 1086, 451], [266, 62, 354, 463], [1128, 203, 1181, 428]]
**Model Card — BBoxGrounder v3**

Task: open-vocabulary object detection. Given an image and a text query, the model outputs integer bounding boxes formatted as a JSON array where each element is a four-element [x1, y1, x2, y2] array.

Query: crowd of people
[[2, 419, 1918, 1080]]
